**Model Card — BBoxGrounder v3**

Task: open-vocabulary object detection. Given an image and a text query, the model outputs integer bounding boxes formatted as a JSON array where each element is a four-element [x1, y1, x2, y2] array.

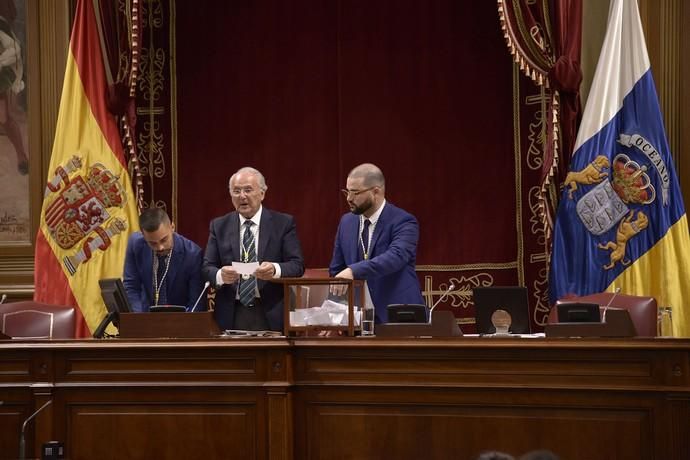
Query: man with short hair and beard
[[123, 208, 205, 312], [329, 163, 424, 323]]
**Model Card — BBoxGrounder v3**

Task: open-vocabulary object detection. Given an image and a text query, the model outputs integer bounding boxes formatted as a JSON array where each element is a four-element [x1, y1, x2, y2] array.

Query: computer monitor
[[386, 304, 428, 323], [557, 302, 601, 323], [94, 278, 131, 338], [98, 278, 132, 313], [473, 286, 531, 334]]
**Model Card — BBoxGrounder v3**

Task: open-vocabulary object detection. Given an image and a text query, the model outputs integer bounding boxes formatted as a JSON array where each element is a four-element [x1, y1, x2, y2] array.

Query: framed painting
[[0, 0, 71, 300], [0, 0, 30, 244]]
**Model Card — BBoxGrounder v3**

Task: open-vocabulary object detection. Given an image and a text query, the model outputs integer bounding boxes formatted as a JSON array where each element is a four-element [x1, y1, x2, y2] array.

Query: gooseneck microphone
[[0, 293, 7, 304], [19, 399, 53, 460], [428, 283, 456, 323], [190, 281, 211, 312], [601, 287, 621, 322]]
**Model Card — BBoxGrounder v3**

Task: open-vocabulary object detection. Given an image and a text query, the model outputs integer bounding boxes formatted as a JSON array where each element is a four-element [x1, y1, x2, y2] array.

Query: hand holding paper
[[232, 261, 260, 276]]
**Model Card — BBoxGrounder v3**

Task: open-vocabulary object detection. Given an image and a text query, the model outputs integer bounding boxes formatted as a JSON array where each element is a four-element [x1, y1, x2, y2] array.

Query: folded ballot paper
[[289, 299, 362, 327]]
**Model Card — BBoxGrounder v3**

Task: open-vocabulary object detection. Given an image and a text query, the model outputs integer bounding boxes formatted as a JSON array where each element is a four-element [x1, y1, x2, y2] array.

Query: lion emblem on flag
[[43, 155, 128, 275], [563, 133, 666, 270]]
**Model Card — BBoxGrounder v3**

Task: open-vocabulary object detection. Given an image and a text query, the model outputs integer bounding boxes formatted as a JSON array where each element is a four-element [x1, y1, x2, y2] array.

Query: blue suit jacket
[[329, 202, 424, 323], [202, 208, 305, 331], [123, 232, 205, 312]]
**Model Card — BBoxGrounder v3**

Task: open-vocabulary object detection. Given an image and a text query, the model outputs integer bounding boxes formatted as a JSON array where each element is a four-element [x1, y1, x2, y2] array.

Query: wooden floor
[[1, 337, 689, 459]]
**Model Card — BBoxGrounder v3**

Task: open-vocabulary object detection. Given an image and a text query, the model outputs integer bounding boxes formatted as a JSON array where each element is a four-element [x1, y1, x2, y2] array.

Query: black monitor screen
[[473, 286, 531, 334], [386, 304, 428, 323], [557, 302, 601, 323], [98, 278, 132, 314]]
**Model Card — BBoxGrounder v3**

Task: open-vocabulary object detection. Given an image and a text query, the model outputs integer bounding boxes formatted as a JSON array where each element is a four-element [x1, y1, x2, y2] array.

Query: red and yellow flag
[[34, 0, 139, 337]]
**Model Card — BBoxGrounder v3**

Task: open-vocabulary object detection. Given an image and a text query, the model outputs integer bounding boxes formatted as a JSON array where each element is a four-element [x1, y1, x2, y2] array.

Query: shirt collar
[[365, 199, 386, 225], [239, 206, 263, 228]]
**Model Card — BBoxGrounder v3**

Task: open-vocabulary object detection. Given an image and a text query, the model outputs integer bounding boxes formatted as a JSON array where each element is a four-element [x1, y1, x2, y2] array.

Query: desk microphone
[[19, 399, 52, 460], [190, 281, 211, 312], [601, 287, 621, 322], [428, 283, 456, 323], [0, 293, 6, 304]]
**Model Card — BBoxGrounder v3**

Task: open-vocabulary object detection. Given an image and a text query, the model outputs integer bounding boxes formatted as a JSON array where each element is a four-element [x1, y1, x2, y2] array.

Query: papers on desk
[[464, 333, 546, 338], [221, 329, 284, 338]]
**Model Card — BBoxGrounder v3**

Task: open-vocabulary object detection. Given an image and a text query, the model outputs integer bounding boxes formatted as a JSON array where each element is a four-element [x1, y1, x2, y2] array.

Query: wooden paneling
[[1, 338, 689, 460], [0, 389, 34, 460], [62, 389, 261, 460], [297, 390, 652, 459]]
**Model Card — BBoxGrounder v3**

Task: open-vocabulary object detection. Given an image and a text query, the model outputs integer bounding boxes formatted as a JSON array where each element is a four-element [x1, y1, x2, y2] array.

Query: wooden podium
[[118, 311, 220, 338], [375, 310, 463, 337], [545, 308, 637, 338]]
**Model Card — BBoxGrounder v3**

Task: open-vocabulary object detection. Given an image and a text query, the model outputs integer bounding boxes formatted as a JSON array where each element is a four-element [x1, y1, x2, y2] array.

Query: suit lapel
[[258, 208, 271, 261], [348, 215, 360, 262], [256, 209, 273, 289], [368, 203, 389, 257], [228, 212, 241, 262], [166, 233, 182, 292], [142, 244, 154, 299]]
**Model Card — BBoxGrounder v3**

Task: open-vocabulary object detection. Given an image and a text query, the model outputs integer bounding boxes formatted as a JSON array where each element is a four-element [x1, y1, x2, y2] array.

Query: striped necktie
[[239, 221, 257, 306]]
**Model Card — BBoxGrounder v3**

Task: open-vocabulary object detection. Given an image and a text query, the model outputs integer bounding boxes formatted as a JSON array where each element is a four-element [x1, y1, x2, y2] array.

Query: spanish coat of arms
[[43, 155, 128, 275]]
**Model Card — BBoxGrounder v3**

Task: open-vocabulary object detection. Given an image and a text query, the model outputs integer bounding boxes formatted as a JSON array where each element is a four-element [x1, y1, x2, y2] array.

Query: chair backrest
[[549, 293, 657, 337], [0, 301, 77, 339]]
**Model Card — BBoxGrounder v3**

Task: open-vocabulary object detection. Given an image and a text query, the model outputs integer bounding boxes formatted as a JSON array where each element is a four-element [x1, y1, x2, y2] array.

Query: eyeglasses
[[341, 186, 376, 198], [230, 187, 258, 197]]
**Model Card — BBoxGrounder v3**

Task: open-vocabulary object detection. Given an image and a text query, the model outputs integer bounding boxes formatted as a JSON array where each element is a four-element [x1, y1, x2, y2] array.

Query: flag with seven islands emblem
[[549, 0, 690, 337]]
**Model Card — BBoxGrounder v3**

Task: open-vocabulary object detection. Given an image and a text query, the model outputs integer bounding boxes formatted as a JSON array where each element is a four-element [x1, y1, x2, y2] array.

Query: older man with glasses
[[329, 163, 424, 323], [203, 166, 305, 331]]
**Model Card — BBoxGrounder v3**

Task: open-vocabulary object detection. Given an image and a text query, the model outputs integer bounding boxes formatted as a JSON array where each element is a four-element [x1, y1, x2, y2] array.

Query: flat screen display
[[473, 286, 531, 334], [98, 278, 132, 313]]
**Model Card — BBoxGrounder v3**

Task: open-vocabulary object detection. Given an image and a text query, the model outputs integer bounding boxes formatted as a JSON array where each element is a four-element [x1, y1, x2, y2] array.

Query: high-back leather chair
[[0, 301, 77, 339], [548, 293, 657, 337]]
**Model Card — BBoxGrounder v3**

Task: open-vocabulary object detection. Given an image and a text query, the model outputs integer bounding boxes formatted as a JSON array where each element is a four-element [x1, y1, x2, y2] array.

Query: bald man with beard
[[329, 163, 424, 323]]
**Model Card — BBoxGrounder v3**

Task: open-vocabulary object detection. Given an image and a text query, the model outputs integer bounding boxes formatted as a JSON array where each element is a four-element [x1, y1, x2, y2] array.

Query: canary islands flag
[[33, 0, 139, 337], [550, 0, 690, 337]]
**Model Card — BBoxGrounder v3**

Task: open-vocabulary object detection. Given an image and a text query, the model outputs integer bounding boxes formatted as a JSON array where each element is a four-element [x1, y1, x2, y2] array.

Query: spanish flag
[[34, 0, 139, 337], [550, 0, 690, 336]]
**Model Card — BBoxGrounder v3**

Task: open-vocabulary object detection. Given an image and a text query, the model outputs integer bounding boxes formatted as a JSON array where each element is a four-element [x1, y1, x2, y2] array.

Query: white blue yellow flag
[[550, 0, 690, 336]]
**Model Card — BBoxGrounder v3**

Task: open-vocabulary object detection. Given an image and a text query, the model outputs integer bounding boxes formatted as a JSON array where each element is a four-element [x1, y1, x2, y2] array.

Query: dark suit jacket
[[202, 207, 305, 331], [329, 202, 424, 323], [123, 232, 205, 312]]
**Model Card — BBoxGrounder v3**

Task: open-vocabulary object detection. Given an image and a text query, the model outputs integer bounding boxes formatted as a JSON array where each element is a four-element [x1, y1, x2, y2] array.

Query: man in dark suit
[[123, 208, 205, 312], [203, 167, 305, 331], [329, 163, 424, 323]]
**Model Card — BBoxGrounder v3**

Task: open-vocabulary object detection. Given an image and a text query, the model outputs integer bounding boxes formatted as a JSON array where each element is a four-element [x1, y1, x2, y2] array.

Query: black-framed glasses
[[341, 186, 376, 198]]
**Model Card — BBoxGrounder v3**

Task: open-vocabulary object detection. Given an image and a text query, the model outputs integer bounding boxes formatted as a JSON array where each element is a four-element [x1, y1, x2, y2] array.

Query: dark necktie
[[155, 254, 168, 305], [239, 221, 257, 306], [361, 219, 371, 260]]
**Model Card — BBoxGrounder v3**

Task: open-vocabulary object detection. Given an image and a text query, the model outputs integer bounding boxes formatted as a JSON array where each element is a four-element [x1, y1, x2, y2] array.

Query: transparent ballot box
[[281, 277, 366, 336]]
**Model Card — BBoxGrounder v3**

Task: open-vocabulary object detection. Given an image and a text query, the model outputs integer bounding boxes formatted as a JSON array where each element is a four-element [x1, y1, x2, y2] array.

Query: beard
[[349, 197, 374, 215]]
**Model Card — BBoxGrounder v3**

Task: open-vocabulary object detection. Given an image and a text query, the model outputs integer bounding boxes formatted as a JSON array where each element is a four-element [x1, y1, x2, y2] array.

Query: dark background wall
[[175, 0, 514, 269]]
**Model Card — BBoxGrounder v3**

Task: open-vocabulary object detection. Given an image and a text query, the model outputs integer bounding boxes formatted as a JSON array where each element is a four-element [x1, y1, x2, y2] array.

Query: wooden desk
[[1, 337, 689, 459]]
